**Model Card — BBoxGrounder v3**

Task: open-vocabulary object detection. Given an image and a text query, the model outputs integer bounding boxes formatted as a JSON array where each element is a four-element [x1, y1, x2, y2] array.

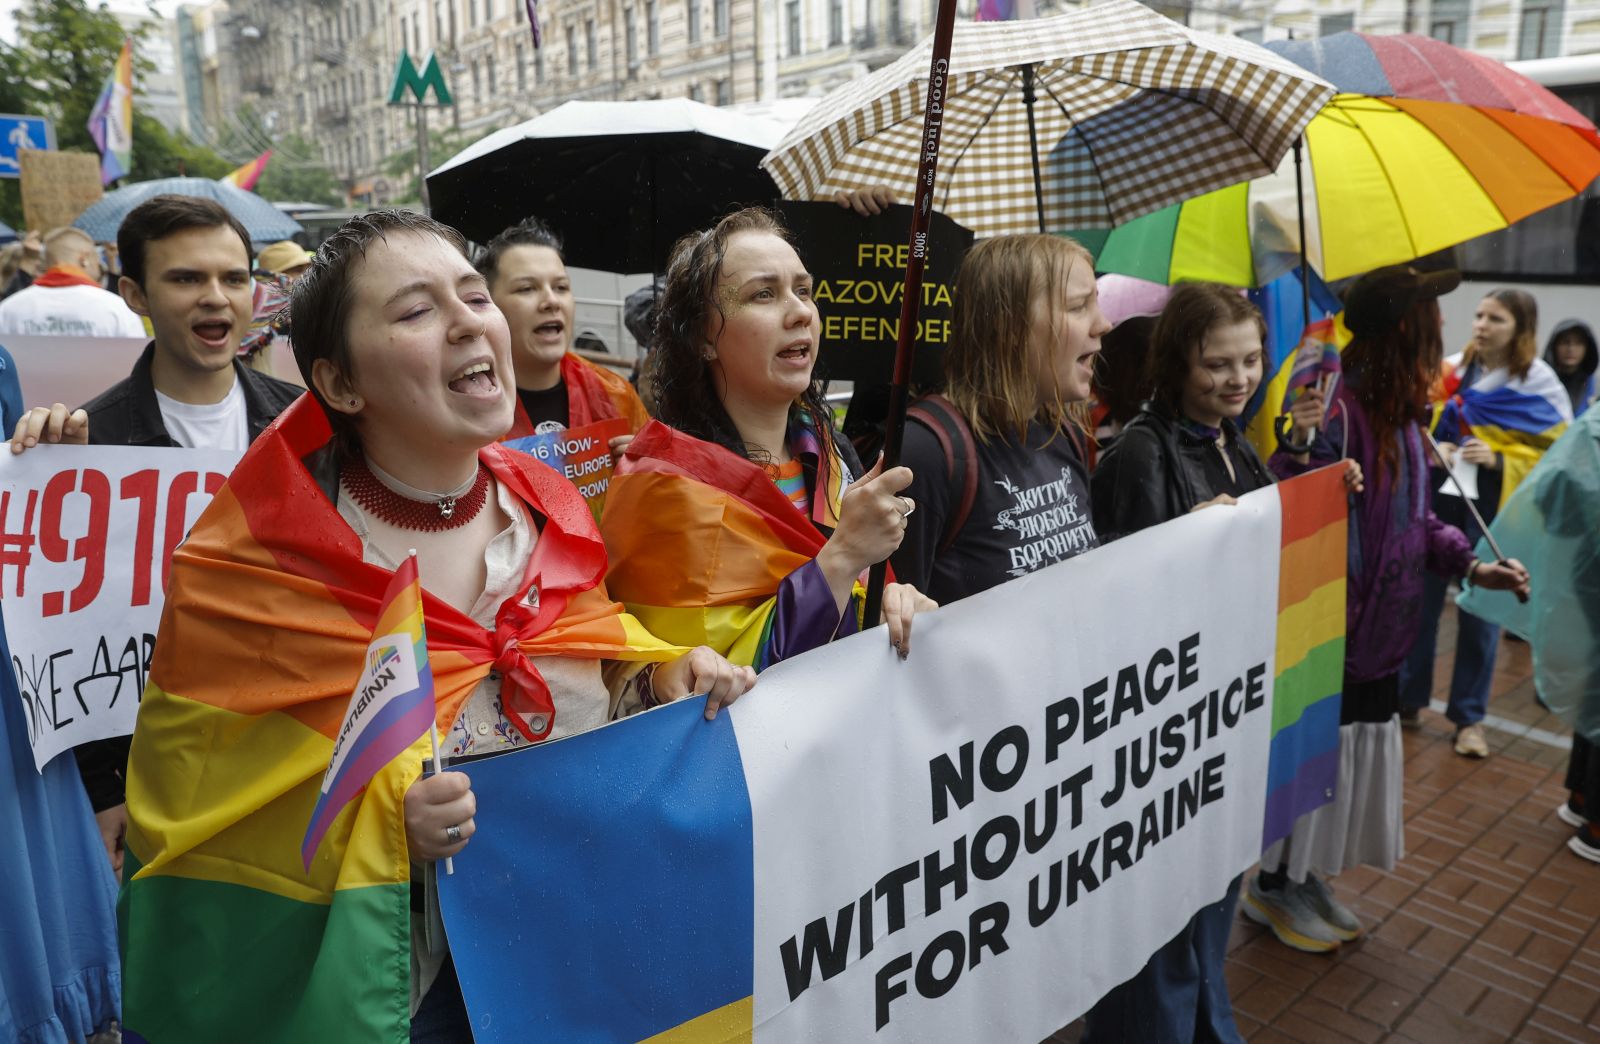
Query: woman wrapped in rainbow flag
[[601, 207, 934, 671], [117, 211, 755, 1043]]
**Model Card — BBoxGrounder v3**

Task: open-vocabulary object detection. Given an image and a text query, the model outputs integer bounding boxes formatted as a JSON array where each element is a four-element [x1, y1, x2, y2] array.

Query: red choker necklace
[[341, 458, 491, 531]]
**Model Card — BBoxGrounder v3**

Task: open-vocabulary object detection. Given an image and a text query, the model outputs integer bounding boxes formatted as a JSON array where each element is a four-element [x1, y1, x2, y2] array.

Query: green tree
[[252, 135, 346, 206], [381, 124, 472, 205]]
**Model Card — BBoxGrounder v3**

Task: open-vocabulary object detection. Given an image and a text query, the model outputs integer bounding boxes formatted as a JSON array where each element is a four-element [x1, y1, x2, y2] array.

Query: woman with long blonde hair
[[889, 233, 1105, 601]]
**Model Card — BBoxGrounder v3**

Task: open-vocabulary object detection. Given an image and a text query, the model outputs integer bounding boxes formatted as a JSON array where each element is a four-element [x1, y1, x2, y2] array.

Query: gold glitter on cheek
[[716, 281, 747, 317]]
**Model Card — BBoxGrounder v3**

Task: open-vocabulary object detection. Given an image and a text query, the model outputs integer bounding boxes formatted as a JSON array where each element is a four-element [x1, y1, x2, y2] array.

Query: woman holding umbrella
[[1257, 264, 1529, 952], [477, 216, 650, 446], [601, 207, 933, 669]]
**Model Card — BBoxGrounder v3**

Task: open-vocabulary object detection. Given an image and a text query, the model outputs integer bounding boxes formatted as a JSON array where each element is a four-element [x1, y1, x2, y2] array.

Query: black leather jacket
[[1091, 402, 1274, 543]]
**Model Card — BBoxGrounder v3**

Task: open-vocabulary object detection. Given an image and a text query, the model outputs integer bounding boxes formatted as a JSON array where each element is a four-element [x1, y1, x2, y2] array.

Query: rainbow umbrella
[[1082, 32, 1600, 288]]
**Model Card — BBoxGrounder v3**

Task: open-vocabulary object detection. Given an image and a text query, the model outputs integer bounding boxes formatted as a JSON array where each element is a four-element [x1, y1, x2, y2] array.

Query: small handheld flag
[[302, 551, 436, 869]]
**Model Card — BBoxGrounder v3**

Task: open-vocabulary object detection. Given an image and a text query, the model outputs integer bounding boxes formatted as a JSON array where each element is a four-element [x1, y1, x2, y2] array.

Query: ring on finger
[[445, 823, 462, 844], [897, 496, 915, 519]]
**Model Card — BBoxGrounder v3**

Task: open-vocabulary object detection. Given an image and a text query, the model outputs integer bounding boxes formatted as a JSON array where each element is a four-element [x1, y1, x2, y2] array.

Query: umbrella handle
[[863, 0, 962, 628]]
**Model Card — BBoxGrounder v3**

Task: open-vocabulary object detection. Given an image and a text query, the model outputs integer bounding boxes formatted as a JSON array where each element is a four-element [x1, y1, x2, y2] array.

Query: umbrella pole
[[417, 104, 432, 216], [862, 0, 961, 627], [1293, 136, 1308, 330], [1024, 63, 1045, 234]]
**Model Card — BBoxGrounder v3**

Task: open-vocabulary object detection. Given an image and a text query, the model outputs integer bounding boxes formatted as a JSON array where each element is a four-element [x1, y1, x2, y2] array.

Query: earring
[[347, 398, 360, 409]]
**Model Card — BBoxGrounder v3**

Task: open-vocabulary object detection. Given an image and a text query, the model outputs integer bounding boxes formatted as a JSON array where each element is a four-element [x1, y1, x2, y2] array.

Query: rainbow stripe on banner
[[1262, 465, 1347, 849], [301, 554, 435, 870]]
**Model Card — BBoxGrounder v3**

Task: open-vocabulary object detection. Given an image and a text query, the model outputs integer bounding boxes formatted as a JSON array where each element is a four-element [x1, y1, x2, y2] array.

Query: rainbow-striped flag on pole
[[87, 37, 134, 185], [301, 552, 435, 869], [223, 149, 273, 191]]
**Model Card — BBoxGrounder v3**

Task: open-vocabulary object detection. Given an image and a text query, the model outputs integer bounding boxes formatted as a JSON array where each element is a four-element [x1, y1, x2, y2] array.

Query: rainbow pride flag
[[1262, 464, 1348, 848], [1243, 268, 1347, 463], [223, 149, 273, 191], [301, 554, 435, 870], [86, 37, 134, 185], [601, 419, 860, 670], [119, 398, 682, 1043]]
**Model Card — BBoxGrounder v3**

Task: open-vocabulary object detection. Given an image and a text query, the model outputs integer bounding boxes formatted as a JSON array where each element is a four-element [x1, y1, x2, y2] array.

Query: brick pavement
[[1050, 603, 1599, 1043]]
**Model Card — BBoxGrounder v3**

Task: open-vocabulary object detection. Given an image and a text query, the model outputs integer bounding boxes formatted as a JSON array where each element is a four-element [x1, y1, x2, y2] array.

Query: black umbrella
[[427, 99, 790, 271]]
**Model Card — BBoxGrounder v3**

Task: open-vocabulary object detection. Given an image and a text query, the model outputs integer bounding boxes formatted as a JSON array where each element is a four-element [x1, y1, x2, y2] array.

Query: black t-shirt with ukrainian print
[[892, 416, 1099, 604]]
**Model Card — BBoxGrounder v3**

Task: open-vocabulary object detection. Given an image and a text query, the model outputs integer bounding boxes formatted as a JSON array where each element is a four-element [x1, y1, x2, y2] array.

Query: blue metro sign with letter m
[[0, 115, 56, 179]]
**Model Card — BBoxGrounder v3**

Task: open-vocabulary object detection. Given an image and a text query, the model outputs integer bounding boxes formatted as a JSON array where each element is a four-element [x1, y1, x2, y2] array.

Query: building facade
[[175, 0, 1600, 203]]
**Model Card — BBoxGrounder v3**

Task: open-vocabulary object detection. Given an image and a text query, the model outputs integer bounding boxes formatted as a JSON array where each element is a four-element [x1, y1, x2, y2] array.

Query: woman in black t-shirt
[[891, 234, 1107, 602]]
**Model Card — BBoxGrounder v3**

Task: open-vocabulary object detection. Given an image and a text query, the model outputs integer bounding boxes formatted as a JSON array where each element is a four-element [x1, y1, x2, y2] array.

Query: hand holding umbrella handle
[[1421, 428, 1529, 604]]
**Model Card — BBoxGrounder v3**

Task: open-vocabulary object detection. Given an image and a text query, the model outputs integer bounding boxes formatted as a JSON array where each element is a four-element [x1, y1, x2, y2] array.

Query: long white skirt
[[1260, 718, 1404, 882]]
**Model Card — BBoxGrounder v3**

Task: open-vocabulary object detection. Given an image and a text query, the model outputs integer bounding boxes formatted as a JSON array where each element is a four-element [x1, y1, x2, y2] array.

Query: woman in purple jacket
[[1250, 264, 1530, 952]]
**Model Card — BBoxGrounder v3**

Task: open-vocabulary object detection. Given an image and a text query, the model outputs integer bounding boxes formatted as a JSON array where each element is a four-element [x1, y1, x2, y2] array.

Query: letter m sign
[[388, 50, 454, 106]]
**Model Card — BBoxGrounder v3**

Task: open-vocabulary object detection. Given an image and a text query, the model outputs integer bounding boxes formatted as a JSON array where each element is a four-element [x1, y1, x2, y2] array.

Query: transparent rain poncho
[[1458, 406, 1600, 742]]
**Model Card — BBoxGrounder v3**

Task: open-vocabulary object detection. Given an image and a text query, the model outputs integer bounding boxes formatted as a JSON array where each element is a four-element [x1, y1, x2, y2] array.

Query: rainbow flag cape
[[1262, 464, 1348, 848], [601, 419, 857, 669], [301, 554, 435, 870], [503, 352, 650, 440], [119, 397, 682, 1043], [1437, 355, 1572, 508], [86, 37, 134, 185], [223, 149, 273, 191]]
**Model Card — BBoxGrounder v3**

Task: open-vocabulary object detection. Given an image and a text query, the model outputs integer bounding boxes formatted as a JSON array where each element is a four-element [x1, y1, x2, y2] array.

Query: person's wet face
[[1027, 259, 1110, 407], [120, 224, 253, 377], [704, 230, 819, 414], [326, 230, 514, 466], [487, 244, 575, 390], [1181, 319, 1263, 428]]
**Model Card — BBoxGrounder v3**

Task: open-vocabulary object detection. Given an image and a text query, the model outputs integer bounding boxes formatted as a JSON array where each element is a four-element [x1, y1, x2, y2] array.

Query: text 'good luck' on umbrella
[[1088, 32, 1600, 288], [762, 0, 1333, 239], [427, 99, 797, 273], [72, 177, 304, 245]]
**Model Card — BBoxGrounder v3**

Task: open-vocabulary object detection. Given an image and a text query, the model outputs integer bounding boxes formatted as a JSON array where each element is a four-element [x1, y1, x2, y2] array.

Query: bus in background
[[1440, 53, 1600, 343]]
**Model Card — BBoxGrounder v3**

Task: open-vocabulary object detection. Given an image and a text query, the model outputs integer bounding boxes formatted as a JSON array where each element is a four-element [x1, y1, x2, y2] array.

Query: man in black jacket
[[9, 195, 303, 874]]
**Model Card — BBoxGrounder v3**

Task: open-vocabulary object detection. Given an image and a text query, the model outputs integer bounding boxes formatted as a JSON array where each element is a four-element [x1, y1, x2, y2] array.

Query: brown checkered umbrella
[[761, 0, 1334, 237]]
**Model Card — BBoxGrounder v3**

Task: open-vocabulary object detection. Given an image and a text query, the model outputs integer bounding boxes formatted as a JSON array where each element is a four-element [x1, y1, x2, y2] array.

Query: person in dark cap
[[1243, 263, 1530, 954]]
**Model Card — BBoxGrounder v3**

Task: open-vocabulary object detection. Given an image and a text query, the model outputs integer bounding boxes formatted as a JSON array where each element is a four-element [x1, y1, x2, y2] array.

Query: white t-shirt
[[0, 282, 146, 338], [154, 377, 249, 451]]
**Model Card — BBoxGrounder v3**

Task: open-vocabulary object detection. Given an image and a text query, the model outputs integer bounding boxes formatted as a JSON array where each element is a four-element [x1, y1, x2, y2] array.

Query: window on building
[[487, 53, 496, 95], [401, 18, 409, 53], [1517, 0, 1564, 59], [716, 78, 731, 105], [647, 0, 659, 53], [470, 0, 479, 27], [626, 8, 638, 64], [567, 24, 578, 75], [688, 82, 703, 102], [829, 0, 843, 45], [517, 40, 527, 89], [1235, 25, 1262, 43], [472, 60, 481, 99], [714, 0, 729, 37], [785, 0, 800, 56], [435, 1, 444, 43], [536, 40, 545, 82], [1429, 0, 1468, 44], [1317, 12, 1354, 36], [687, 0, 701, 43], [485, 0, 494, 21], [414, 12, 422, 49], [586, 19, 597, 69]]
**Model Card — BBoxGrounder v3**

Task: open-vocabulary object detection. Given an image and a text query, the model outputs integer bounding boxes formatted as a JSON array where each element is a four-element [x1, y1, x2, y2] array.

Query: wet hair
[[116, 194, 253, 287], [1463, 288, 1538, 379], [943, 233, 1094, 443], [290, 209, 470, 459], [474, 215, 564, 285], [1343, 295, 1445, 478], [646, 207, 833, 461], [1145, 282, 1266, 416]]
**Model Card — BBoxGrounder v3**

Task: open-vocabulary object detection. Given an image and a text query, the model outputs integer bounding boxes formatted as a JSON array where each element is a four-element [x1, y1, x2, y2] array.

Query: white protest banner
[[0, 444, 242, 770], [438, 468, 1348, 1042]]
